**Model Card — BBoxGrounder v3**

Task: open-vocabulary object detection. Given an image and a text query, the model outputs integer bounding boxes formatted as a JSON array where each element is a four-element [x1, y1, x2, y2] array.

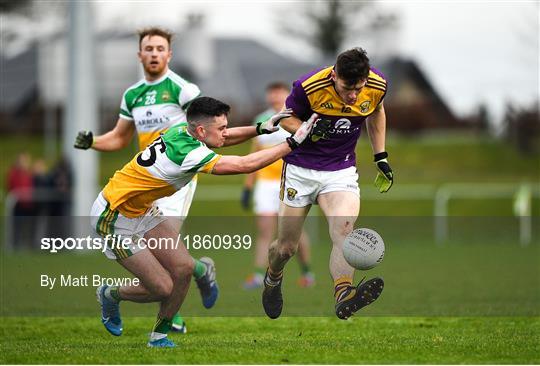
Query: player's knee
[[277, 243, 298, 261], [169, 259, 193, 284], [153, 277, 173, 299], [331, 221, 354, 242]]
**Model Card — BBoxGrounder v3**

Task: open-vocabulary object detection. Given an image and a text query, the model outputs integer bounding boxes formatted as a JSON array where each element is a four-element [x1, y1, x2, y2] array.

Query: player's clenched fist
[[74, 130, 94, 150], [286, 113, 318, 149]]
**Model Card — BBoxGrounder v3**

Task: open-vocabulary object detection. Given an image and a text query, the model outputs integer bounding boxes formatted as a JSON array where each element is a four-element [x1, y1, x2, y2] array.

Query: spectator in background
[[32, 158, 51, 215], [7, 152, 34, 248], [48, 156, 72, 216], [46, 156, 73, 240]]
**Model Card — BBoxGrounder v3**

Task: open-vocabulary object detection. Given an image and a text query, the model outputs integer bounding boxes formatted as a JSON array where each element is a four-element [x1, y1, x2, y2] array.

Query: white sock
[[149, 332, 167, 342], [104, 287, 119, 303]]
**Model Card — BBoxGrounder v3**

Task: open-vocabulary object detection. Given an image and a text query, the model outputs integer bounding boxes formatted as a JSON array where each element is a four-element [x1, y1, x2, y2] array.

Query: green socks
[[193, 259, 207, 279]]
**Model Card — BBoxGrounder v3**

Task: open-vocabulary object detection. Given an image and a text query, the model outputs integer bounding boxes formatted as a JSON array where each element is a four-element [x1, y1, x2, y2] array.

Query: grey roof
[[0, 46, 37, 112], [0, 34, 455, 125], [196, 38, 318, 113]]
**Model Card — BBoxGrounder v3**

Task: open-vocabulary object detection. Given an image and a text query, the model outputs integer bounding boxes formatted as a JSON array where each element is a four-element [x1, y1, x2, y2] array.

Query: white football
[[342, 228, 385, 270]]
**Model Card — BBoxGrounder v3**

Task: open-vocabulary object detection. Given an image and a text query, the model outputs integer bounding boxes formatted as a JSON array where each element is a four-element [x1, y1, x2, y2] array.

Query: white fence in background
[[193, 182, 538, 246], [3, 183, 538, 250]]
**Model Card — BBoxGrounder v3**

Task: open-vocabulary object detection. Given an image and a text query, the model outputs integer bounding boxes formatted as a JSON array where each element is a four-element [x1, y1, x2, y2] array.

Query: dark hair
[[266, 81, 290, 92], [187, 97, 230, 126], [335, 47, 370, 85], [137, 27, 173, 50]]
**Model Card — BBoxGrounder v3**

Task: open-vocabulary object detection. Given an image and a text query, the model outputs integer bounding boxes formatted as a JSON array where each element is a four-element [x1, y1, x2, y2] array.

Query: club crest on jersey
[[162, 91, 171, 101], [287, 188, 298, 201], [360, 101, 371, 113]]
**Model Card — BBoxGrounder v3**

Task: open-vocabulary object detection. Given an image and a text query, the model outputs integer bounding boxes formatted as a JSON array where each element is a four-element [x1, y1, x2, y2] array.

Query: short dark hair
[[187, 97, 230, 127], [137, 27, 173, 50], [266, 81, 290, 92], [335, 47, 370, 85]]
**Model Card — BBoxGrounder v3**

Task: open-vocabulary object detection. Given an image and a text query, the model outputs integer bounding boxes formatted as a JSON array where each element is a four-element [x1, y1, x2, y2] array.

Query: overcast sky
[[69, 1, 540, 125]]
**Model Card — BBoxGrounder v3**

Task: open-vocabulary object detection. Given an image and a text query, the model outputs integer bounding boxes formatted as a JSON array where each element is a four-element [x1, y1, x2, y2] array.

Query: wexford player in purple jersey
[[262, 48, 394, 320]]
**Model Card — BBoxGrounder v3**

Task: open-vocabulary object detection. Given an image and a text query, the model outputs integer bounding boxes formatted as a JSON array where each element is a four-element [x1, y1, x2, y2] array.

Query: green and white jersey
[[102, 123, 221, 218], [119, 70, 201, 150]]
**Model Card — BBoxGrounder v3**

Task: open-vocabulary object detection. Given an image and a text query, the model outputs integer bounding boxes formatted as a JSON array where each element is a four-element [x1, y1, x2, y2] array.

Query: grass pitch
[[1, 234, 539, 363], [1, 317, 539, 364]]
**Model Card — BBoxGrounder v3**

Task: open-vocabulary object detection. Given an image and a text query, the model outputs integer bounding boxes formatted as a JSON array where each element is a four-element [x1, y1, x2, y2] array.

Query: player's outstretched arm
[[74, 118, 135, 152], [221, 126, 259, 147], [212, 143, 292, 175], [212, 113, 317, 175], [222, 109, 293, 147]]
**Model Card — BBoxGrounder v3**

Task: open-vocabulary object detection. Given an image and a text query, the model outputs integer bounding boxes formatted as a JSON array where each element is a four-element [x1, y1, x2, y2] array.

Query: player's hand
[[374, 152, 393, 193], [286, 113, 318, 149], [256, 108, 293, 135], [240, 187, 251, 210], [74, 130, 94, 150], [310, 118, 332, 142]]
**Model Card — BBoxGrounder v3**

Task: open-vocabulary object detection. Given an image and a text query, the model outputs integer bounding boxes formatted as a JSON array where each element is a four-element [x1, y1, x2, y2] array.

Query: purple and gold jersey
[[284, 65, 387, 171]]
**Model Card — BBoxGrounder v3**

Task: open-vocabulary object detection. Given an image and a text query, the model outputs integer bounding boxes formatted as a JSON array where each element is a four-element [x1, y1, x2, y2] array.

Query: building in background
[[1, 21, 459, 135]]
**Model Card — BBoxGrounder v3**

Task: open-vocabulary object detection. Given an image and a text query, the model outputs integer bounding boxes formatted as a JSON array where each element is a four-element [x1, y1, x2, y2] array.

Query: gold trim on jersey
[[199, 155, 221, 174], [103, 159, 175, 218], [279, 162, 287, 201], [138, 130, 165, 151], [305, 69, 387, 117]]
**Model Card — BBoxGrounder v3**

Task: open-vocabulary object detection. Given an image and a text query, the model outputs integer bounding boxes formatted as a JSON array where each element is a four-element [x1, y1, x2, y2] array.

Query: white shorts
[[90, 192, 166, 260], [280, 164, 360, 208], [254, 179, 280, 214], [154, 177, 197, 218]]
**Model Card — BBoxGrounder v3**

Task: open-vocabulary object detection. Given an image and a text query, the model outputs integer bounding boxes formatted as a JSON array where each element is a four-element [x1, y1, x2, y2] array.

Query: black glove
[[240, 187, 252, 210], [374, 152, 394, 193], [74, 131, 94, 150], [310, 118, 332, 142]]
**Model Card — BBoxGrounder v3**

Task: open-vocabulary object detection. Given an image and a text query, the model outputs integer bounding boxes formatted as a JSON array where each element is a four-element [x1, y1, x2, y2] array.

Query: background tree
[[277, 0, 399, 62]]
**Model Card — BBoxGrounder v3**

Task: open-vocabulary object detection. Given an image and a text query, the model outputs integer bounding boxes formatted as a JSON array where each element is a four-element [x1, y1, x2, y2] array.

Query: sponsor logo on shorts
[[287, 187, 298, 201]]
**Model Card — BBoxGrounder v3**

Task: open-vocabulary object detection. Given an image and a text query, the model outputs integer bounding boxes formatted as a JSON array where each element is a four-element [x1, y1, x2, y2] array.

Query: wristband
[[286, 137, 299, 150], [374, 151, 388, 162]]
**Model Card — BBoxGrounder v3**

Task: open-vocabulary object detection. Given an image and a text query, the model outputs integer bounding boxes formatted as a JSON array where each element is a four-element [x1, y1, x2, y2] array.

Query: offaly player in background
[[262, 48, 393, 320], [241, 82, 314, 289], [74, 27, 206, 333], [90, 96, 316, 347]]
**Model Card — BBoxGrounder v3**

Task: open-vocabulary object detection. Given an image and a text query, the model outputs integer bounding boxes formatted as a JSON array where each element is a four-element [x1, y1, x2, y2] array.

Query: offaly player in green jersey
[[75, 27, 209, 333], [90, 96, 316, 347]]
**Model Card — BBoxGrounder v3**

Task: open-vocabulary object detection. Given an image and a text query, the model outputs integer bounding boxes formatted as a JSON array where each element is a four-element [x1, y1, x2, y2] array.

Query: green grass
[[1, 133, 539, 363], [1, 232, 539, 363], [1, 317, 539, 364], [2, 231, 539, 317]]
